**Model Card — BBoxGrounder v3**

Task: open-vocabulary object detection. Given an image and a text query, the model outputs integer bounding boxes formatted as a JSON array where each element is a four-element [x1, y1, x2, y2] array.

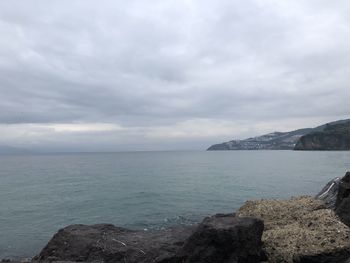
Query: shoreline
[[3, 171, 350, 262]]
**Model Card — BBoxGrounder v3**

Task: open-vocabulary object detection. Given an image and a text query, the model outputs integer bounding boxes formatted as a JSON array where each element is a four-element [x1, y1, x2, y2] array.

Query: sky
[[0, 0, 349, 152]]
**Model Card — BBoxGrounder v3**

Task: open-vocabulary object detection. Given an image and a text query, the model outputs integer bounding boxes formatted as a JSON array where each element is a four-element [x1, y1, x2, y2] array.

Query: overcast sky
[[0, 0, 349, 151]]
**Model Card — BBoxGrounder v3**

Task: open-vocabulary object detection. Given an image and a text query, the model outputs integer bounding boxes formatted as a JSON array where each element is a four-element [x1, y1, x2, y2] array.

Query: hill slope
[[207, 119, 350, 151], [294, 121, 350, 150], [207, 129, 312, 150]]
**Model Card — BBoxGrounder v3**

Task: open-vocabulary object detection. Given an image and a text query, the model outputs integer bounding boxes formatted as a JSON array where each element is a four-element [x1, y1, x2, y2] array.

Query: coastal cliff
[[294, 121, 350, 150]]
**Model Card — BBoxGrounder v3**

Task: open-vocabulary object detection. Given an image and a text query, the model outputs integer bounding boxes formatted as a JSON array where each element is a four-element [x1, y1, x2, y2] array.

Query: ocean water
[[0, 150, 350, 259]]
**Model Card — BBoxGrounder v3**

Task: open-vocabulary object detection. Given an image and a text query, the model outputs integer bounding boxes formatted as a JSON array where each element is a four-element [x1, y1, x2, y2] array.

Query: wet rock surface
[[237, 196, 350, 263], [34, 214, 264, 263]]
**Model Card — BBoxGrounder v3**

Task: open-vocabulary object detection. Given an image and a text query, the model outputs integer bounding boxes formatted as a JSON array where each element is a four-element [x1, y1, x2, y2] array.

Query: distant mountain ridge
[[207, 119, 350, 151]]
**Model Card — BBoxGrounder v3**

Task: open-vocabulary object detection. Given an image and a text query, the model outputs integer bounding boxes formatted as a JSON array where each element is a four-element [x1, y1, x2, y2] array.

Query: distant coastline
[[207, 118, 350, 151]]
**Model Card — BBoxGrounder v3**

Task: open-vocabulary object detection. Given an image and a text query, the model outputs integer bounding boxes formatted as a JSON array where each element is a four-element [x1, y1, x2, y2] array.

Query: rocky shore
[[238, 196, 350, 262], [3, 172, 350, 263]]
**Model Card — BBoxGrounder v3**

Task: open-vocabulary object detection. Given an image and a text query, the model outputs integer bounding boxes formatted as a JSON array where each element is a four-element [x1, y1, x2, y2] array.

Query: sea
[[1, 150, 349, 259]]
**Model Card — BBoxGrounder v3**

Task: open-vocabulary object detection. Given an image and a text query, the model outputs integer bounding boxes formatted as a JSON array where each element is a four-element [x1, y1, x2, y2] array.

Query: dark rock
[[34, 224, 194, 263], [315, 177, 341, 209], [316, 172, 350, 227], [335, 172, 350, 207], [336, 198, 350, 228], [178, 213, 264, 263], [335, 172, 350, 227], [34, 214, 264, 263]]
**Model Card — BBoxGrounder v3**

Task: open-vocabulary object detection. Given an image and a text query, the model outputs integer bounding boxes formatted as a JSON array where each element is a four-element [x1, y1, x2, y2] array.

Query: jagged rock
[[315, 177, 341, 209], [315, 172, 350, 227], [237, 196, 350, 263], [178, 213, 264, 263], [34, 214, 264, 263], [335, 172, 350, 227]]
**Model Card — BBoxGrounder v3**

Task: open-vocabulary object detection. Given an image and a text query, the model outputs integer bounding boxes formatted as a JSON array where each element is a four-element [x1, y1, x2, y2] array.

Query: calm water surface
[[1, 150, 350, 259]]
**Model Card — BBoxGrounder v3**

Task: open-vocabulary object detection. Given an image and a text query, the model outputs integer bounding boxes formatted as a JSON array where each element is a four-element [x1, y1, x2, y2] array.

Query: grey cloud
[[0, 0, 349, 150]]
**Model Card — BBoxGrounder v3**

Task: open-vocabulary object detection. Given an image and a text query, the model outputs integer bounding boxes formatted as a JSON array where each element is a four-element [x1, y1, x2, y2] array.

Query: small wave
[[163, 215, 198, 225]]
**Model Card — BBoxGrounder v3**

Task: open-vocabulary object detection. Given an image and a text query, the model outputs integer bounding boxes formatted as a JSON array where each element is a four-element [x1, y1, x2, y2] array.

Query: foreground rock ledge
[[237, 196, 350, 263], [33, 214, 264, 263]]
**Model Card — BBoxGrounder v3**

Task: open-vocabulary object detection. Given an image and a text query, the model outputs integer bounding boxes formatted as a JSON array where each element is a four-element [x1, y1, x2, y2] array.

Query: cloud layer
[[0, 0, 349, 151]]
